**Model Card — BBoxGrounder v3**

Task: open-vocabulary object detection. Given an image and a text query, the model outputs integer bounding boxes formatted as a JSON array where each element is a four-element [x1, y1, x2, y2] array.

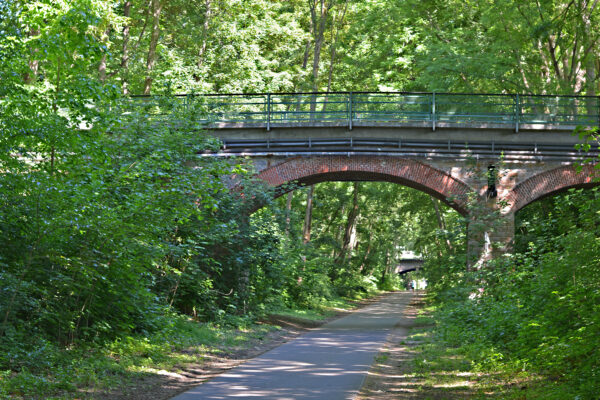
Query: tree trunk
[[380, 249, 390, 284], [585, 58, 596, 117], [121, 0, 132, 94], [311, 21, 325, 93], [336, 182, 360, 264], [308, 0, 334, 114], [586, 59, 596, 96], [331, 203, 345, 258], [309, 0, 330, 92], [325, 0, 348, 93], [302, 39, 311, 70], [583, 4, 597, 98], [430, 195, 453, 252], [285, 190, 294, 235], [50, 58, 61, 175], [358, 233, 372, 274], [322, 0, 348, 111], [23, 29, 40, 84], [98, 29, 110, 82], [197, 0, 212, 68], [143, 0, 163, 95], [303, 185, 315, 244]]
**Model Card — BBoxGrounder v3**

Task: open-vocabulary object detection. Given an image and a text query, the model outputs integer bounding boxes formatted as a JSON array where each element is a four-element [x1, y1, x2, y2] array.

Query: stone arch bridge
[[128, 91, 600, 266]]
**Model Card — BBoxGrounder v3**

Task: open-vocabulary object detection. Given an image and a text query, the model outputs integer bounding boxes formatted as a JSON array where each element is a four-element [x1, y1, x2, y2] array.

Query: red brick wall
[[509, 164, 600, 212], [251, 156, 599, 264], [255, 155, 473, 214]]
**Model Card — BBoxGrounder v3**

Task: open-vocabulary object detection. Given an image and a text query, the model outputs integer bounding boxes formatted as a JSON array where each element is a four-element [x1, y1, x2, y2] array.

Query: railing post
[[515, 93, 520, 133], [267, 93, 271, 131], [432, 92, 436, 131], [348, 92, 353, 131]]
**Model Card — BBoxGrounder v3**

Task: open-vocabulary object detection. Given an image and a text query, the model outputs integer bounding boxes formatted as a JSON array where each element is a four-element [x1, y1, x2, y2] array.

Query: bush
[[424, 188, 600, 398]]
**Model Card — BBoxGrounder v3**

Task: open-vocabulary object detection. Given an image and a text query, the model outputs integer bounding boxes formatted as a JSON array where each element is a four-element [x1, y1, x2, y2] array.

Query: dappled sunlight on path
[[357, 294, 509, 399], [171, 292, 413, 400]]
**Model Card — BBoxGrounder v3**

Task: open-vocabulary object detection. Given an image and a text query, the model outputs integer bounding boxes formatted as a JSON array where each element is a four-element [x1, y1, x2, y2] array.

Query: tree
[[144, 0, 163, 94]]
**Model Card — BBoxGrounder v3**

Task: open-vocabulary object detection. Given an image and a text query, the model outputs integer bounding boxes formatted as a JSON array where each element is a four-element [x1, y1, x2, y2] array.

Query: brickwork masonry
[[248, 155, 599, 264]]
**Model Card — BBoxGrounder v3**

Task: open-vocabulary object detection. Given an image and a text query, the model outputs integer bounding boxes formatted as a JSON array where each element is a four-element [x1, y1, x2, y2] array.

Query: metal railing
[[121, 92, 600, 131]]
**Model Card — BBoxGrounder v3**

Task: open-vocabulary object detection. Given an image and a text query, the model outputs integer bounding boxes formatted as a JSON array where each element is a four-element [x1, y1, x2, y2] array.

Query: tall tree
[[303, 185, 315, 243], [285, 190, 294, 235], [144, 0, 162, 94], [121, 0, 132, 94], [23, 28, 40, 84], [308, 0, 335, 93], [196, 0, 212, 69], [336, 182, 360, 264]]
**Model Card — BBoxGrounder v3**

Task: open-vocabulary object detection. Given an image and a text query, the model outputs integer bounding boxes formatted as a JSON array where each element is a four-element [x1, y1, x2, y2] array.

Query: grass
[[0, 315, 276, 400], [414, 305, 436, 326], [406, 326, 561, 399], [267, 308, 333, 322], [1, 293, 382, 399], [266, 294, 371, 322], [357, 295, 556, 400]]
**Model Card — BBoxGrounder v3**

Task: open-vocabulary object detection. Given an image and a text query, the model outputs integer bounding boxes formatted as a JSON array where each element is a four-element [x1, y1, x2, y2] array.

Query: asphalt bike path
[[172, 291, 413, 400]]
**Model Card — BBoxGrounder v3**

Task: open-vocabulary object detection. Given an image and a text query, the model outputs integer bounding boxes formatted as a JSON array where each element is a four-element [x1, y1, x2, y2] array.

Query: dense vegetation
[[1, 0, 599, 398], [417, 184, 600, 399]]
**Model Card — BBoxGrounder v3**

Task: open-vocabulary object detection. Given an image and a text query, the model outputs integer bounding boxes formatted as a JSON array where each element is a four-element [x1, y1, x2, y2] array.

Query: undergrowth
[[420, 188, 600, 399], [0, 292, 377, 399], [0, 311, 274, 399]]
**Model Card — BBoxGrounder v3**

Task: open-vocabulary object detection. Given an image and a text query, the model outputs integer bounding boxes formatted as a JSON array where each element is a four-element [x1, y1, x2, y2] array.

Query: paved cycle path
[[172, 292, 413, 400]]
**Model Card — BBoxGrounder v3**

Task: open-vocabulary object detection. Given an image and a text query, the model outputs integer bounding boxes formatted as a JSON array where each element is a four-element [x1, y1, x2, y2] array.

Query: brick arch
[[509, 164, 600, 213], [255, 156, 473, 215]]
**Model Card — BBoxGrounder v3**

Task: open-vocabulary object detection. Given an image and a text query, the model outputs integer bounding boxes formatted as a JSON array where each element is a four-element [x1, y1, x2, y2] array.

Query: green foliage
[[0, 312, 275, 399], [424, 188, 600, 399], [1, 0, 598, 397]]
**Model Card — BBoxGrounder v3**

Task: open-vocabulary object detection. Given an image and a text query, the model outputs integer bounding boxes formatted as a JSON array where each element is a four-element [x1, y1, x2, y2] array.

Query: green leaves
[[426, 186, 600, 398], [1, 0, 599, 397]]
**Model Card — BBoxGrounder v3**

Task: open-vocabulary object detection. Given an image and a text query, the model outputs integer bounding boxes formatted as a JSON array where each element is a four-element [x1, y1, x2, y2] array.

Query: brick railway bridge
[[126, 92, 600, 267]]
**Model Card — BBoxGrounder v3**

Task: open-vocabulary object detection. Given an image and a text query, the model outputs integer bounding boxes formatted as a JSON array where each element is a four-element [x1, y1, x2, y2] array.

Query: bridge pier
[[466, 162, 599, 267], [467, 208, 514, 269], [465, 161, 518, 268]]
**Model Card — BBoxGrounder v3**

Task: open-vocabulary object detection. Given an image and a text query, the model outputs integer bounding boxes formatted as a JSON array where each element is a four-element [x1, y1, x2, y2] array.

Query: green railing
[[122, 92, 600, 131]]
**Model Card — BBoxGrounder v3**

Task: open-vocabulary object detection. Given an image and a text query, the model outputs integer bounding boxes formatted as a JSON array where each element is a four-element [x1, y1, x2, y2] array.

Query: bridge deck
[[123, 92, 600, 161]]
